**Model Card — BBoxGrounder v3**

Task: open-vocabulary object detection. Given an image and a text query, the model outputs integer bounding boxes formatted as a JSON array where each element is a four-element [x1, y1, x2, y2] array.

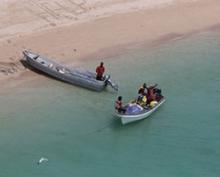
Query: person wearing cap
[[96, 62, 105, 80]]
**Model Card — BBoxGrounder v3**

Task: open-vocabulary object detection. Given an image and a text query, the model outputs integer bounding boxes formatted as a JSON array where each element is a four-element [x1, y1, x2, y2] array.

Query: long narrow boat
[[23, 50, 118, 91], [115, 98, 165, 125]]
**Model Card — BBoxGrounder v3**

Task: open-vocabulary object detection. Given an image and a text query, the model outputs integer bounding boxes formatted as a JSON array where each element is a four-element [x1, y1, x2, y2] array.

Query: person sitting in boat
[[138, 83, 159, 103], [154, 88, 163, 101], [146, 84, 158, 104], [115, 96, 126, 113], [137, 95, 147, 107], [96, 62, 105, 80]]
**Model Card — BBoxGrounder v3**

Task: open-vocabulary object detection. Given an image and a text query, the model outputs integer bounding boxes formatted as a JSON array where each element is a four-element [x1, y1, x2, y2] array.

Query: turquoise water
[[1, 32, 220, 177]]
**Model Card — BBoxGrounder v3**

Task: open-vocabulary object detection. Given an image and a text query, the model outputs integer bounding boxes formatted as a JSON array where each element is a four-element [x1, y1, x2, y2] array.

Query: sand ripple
[[0, 61, 25, 75]]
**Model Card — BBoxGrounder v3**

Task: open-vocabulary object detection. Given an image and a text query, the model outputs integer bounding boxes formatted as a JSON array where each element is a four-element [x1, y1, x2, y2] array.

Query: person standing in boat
[[96, 62, 105, 80], [137, 83, 148, 104], [138, 83, 148, 96], [115, 96, 126, 113]]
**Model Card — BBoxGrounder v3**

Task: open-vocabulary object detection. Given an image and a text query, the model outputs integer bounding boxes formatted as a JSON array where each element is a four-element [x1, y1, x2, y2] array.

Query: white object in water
[[37, 157, 48, 164]]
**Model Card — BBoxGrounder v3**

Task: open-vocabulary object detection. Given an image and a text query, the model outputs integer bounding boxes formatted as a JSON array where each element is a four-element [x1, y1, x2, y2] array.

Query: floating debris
[[37, 157, 48, 165]]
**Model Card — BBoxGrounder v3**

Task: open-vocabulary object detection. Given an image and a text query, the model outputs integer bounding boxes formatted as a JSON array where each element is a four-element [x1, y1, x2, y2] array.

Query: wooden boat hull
[[115, 98, 165, 125], [23, 51, 118, 92]]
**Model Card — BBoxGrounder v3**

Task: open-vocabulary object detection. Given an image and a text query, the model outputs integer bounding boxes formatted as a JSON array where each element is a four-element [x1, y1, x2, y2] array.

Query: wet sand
[[1, 0, 220, 91]]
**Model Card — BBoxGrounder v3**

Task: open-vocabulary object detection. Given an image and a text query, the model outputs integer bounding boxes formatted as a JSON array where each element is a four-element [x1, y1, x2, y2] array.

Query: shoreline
[[1, 0, 220, 92]]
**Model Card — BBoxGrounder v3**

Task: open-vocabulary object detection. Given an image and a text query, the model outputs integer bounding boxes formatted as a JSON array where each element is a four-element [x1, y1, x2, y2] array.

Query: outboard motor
[[107, 79, 119, 91], [105, 75, 118, 91]]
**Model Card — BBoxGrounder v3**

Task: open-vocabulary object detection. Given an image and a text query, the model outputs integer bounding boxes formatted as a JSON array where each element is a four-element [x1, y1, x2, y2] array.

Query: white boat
[[23, 50, 118, 92], [115, 98, 165, 125]]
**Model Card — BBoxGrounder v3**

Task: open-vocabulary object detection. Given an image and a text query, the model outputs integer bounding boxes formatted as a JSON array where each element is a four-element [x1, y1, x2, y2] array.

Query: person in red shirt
[[96, 62, 105, 80], [115, 96, 126, 113], [147, 84, 158, 103]]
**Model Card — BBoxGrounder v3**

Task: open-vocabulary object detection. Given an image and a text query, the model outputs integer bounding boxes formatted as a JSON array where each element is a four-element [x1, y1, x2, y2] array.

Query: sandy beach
[[1, 0, 220, 90]]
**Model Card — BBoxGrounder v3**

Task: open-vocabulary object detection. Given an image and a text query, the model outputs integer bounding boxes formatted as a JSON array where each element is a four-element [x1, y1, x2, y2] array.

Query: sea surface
[[0, 31, 220, 177]]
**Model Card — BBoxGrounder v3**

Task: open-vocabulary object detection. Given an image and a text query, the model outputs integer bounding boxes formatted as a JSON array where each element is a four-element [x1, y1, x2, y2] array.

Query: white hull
[[116, 99, 165, 125]]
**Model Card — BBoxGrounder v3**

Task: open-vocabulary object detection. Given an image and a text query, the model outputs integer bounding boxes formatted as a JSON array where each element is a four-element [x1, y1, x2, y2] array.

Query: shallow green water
[[1, 32, 220, 177]]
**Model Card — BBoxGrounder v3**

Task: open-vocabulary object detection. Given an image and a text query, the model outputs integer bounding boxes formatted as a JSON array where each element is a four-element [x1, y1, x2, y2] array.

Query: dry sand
[[0, 0, 220, 90]]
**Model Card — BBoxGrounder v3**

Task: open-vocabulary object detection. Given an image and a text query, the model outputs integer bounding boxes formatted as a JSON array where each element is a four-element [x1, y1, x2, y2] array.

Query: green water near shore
[[0, 32, 220, 177]]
